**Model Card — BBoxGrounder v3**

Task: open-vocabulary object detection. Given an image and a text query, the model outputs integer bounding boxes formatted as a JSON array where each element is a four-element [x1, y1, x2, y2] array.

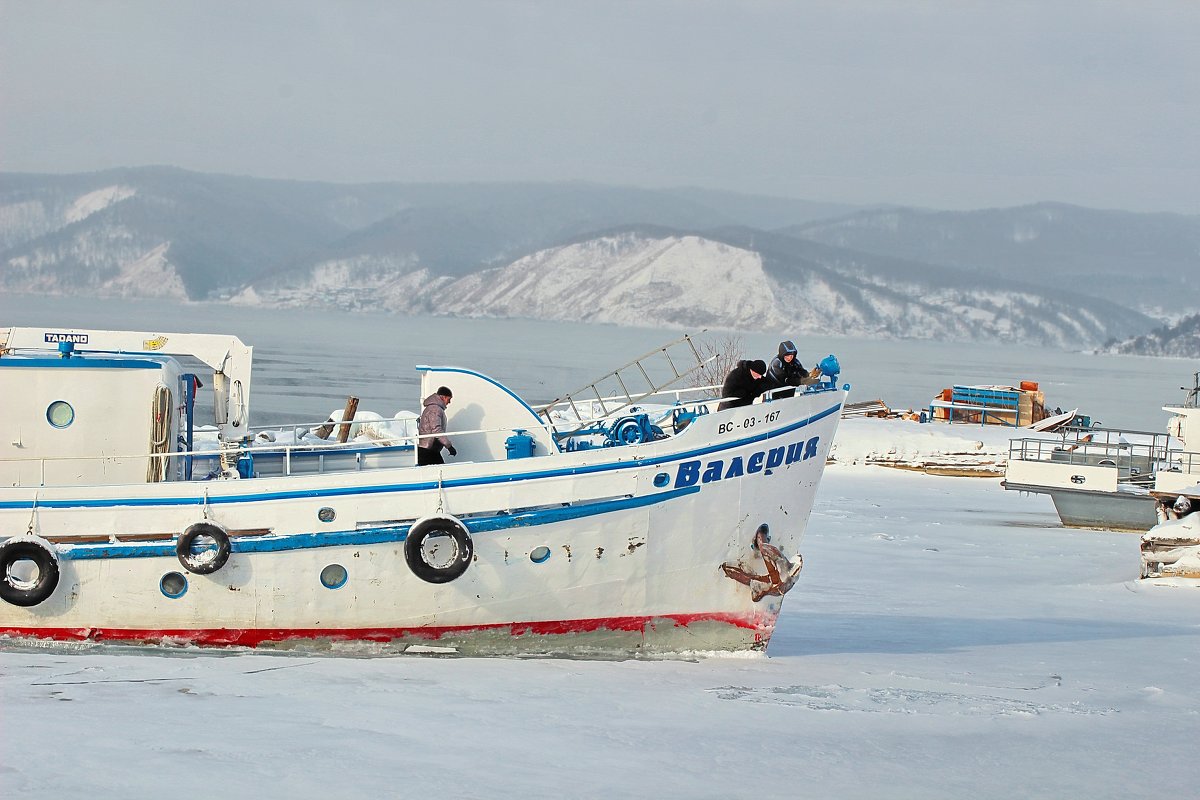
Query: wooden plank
[[45, 527, 274, 545]]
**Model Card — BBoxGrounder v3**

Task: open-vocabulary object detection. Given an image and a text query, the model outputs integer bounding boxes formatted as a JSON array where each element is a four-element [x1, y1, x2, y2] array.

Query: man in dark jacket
[[766, 340, 816, 399], [718, 359, 769, 410], [417, 386, 457, 465]]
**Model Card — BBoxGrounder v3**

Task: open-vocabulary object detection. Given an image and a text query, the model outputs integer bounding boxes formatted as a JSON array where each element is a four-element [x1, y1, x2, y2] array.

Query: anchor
[[720, 523, 803, 602]]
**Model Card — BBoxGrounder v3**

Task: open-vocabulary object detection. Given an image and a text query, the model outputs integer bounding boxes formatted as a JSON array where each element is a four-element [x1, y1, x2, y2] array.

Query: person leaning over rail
[[418, 385, 457, 465], [718, 359, 770, 410], [765, 339, 821, 399]]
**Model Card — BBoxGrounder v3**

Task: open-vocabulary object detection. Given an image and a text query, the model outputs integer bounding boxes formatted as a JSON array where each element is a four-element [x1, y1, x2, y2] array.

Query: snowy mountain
[[1, 167, 822, 299], [0, 168, 350, 298], [786, 203, 1200, 317], [1103, 313, 1200, 357], [0, 168, 1187, 350], [232, 229, 1152, 349]]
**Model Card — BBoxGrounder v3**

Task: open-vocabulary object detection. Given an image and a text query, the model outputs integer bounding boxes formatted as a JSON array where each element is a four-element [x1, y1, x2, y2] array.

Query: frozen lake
[[2, 295, 1198, 798]]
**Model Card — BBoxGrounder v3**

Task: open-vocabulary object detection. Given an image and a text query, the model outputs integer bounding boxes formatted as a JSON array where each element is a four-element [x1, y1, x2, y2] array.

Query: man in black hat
[[718, 359, 769, 410], [417, 385, 457, 465]]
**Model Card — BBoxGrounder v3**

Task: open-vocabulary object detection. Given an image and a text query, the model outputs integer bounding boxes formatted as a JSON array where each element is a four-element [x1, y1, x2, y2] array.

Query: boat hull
[[0, 613, 777, 657], [1003, 482, 1159, 532], [1048, 487, 1159, 532]]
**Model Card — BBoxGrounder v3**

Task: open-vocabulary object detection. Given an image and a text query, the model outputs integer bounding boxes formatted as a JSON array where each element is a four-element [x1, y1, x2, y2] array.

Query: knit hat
[[750, 360, 767, 375], [437, 386, 453, 398]]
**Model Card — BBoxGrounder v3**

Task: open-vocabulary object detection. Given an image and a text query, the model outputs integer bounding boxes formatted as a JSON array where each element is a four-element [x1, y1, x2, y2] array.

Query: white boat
[[0, 327, 847, 656], [1002, 372, 1200, 532]]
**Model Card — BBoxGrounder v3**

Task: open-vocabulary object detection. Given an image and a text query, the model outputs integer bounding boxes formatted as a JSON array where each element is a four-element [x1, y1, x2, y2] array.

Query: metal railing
[[1008, 428, 1176, 484], [2, 379, 838, 487], [1168, 450, 1200, 479], [0, 406, 676, 486]]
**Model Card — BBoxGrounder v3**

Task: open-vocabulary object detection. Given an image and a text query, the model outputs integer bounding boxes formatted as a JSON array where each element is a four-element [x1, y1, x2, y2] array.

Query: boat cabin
[[0, 340, 196, 486], [1, 328, 251, 487]]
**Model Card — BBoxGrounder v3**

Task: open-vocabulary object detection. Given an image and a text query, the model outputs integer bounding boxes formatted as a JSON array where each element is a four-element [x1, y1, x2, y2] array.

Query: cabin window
[[46, 400, 75, 429], [530, 546, 551, 564]]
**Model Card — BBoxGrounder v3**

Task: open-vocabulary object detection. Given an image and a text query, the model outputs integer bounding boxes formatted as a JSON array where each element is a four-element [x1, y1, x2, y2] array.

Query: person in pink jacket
[[417, 386, 457, 465]]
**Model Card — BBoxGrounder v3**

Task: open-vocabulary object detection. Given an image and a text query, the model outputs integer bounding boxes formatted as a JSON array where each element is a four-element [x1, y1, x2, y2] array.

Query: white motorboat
[[1003, 372, 1200, 532], [0, 327, 846, 657]]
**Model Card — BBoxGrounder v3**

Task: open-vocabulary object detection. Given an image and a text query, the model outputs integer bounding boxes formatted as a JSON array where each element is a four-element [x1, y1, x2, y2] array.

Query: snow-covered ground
[[3, 420, 1196, 800], [830, 416, 1016, 473]]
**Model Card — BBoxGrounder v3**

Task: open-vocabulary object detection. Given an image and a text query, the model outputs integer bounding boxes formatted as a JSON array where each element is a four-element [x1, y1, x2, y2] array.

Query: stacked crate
[[1017, 380, 1047, 425], [929, 381, 1046, 426]]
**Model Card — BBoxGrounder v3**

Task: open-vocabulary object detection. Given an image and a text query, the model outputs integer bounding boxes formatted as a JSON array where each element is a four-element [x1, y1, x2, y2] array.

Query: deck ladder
[[537, 332, 712, 433]]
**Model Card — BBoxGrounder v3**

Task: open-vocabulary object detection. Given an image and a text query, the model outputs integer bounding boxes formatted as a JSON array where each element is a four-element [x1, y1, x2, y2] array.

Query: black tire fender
[[0, 535, 61, 607], [176, 521, 231, 575], [404, 516, 473, 584]]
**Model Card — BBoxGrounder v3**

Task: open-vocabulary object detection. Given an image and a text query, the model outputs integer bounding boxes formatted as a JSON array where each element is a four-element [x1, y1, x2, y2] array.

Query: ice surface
[[4, 450, 1198, 799]]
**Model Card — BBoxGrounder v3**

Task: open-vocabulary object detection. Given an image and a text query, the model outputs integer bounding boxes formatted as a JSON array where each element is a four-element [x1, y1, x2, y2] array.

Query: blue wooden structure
[[929, 385, 1023, 426]]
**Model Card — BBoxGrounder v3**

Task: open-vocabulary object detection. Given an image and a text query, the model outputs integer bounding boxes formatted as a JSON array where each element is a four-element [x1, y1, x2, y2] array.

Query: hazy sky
[[2, 1, 1197, 213]]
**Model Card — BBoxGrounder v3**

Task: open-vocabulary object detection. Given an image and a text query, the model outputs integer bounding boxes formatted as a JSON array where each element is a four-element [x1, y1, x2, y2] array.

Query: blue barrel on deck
[[505, 429, 535, 459]]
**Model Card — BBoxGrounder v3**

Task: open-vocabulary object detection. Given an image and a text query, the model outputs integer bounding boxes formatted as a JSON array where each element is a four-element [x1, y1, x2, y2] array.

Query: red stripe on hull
[[0, 611, 778, 650]]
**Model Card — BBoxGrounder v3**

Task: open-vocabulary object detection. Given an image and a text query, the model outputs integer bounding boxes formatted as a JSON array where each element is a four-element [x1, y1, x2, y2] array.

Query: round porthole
[[46, 400, 75, 429], [653, 472, 670, 488], [160, 571, 188, 599], [320, 563, 348, 589], [317, 507, 336, 523], [530, 546, 551, 564]]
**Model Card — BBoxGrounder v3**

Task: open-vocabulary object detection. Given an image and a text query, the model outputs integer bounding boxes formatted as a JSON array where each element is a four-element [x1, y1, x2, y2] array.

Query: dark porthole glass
[[320, 563, 348, 589], [160, 571, 188, 598]]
